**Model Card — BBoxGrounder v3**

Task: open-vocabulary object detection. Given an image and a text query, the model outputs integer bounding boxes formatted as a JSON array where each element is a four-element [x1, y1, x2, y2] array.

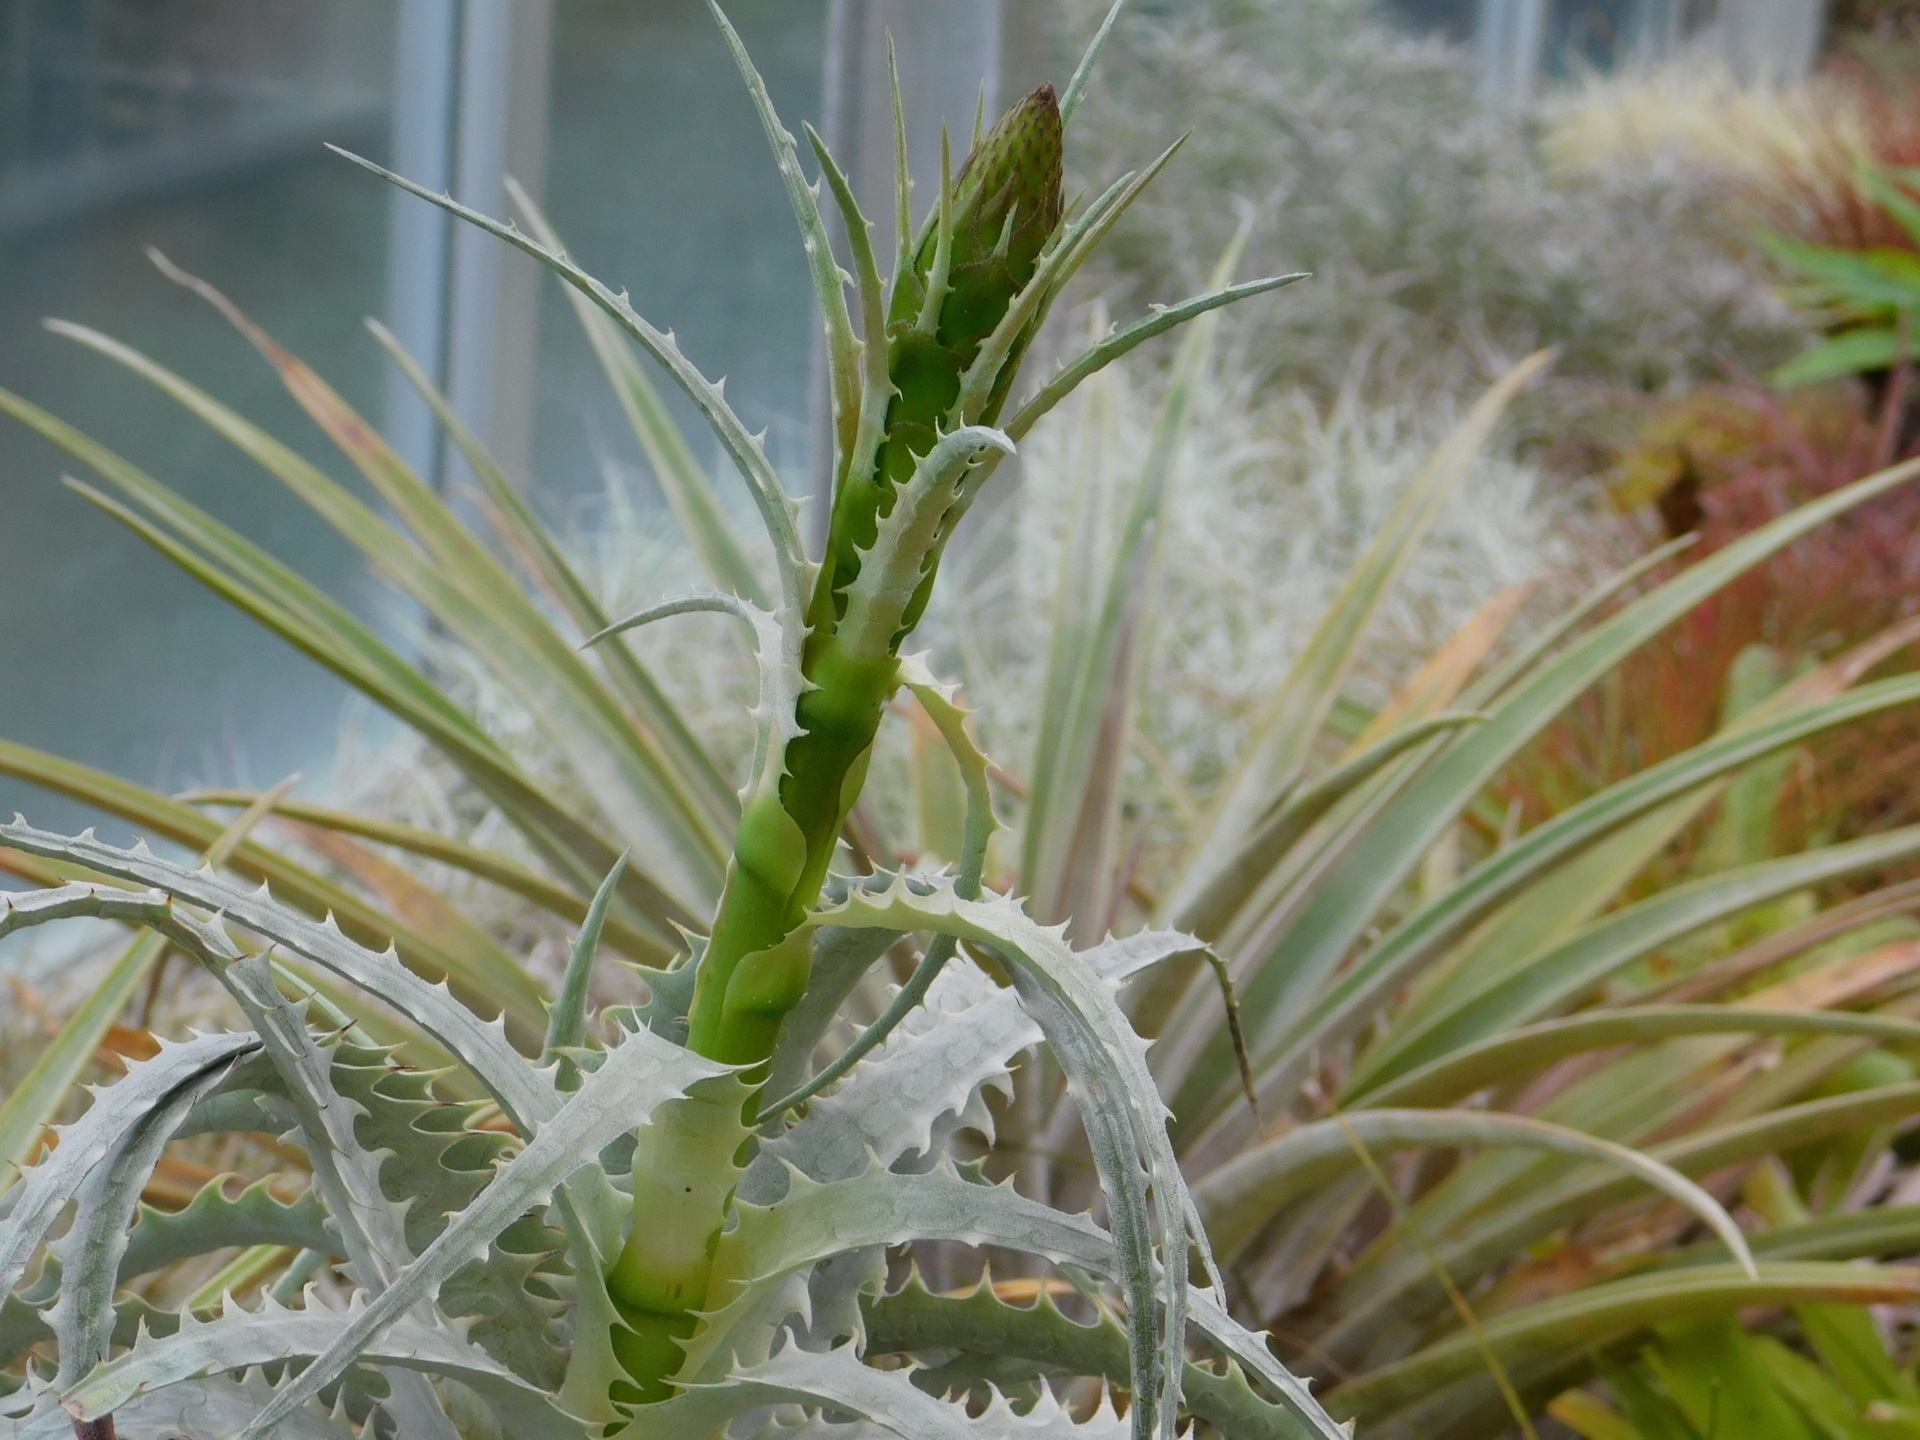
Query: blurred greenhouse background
[[0, 0, 1842, 829]]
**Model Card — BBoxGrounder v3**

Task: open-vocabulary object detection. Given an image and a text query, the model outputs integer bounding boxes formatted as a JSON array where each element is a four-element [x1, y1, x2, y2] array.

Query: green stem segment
[[605, 85, 1064, 1408]]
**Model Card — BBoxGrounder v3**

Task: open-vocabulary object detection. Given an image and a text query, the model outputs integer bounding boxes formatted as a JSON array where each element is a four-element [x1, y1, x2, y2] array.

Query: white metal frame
[[1474, 0, 1830, 100], [384, 0, 552, 491]]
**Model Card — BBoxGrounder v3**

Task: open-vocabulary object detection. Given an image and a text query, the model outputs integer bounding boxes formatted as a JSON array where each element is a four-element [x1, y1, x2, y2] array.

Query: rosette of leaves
[[0, 3, 1334, 1437]]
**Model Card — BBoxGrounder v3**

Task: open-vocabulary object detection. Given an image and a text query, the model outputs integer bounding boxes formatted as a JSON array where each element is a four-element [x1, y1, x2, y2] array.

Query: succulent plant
[[0, 4, 1322, 1437]]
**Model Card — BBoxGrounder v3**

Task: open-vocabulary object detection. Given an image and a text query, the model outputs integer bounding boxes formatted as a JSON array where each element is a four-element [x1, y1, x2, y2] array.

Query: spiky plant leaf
[[323, 147, 813, 616], [504, 182, 770, 612], [234, 1020, 725, 1438], [34, 1297, 573, 1440], [639, 1341, 1124, 1440], [43, 1051, 252, 1390], [0, 1031, 258, 1299], [752, 956, 1039, 1197], [865, 1273, 1313, 1440], [119, 1178, 332, 1281], [814, 874, 1227, 1440], [0, 823, 562, 1133]]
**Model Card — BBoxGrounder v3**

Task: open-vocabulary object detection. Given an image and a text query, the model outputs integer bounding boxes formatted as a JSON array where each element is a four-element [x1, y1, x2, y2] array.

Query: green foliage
[[1765, 166, 1920, 387], [1555, 1299, 1920, 1440]]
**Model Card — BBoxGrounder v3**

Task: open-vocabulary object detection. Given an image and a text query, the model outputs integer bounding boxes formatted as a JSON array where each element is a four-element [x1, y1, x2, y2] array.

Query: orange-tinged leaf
[[1741, 940, 1920, 1012], [1348, 582, 1533, 755]]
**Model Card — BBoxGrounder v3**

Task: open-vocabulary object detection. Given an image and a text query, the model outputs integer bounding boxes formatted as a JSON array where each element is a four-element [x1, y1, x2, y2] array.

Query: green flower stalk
[[689, 86, 1065, 1070], [605, 86, 1066, 1401]]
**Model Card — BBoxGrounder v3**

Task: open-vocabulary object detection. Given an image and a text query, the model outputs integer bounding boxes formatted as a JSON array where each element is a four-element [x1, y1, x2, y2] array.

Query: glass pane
[[0, 0, 392, 835]]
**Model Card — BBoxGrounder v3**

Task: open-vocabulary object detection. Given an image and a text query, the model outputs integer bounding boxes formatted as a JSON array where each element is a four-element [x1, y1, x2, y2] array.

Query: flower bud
[[932, 82, 1066, 359], [876, 84, 1065, 489]]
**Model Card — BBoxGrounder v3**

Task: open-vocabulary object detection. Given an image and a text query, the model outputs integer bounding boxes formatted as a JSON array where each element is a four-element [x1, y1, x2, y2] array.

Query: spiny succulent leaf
[[121, 1178, 333, 1280], [0, 930, 165, 1194], [326, 146, 813, 618], [752, 956, 1039, 1196], [327, 1041, 570, 1387], [897, 654, 999, 887], [1083, 931, 1207, 983], [0, 821, 563, 1134], [212, 959, 462, 1440], [705, 0, 863, 461], [506, 180, 771, 611], [864, 1274, 1309, 1440], [611, 936, 708, 1047], [237, 1025, 727, 1439], [759, 660, 1005, 1122], [836, 426, 1014, 660], [1060, 0, 1127, 128], [811, 875, 1191, 1440], [45, 1053, 243, 1388], [545, 851, 630, 1089], [688, 1160, 1115, 1378], [633, 1342, 1001, 1440], [763, 915, 907, 1101], [0, 1030, 258, 1299], [1006, 273, 1306, 444], [79, 1375, 356, 1440], [951, 135, 1170, 431], [590, 592, 808, 832], [805, 121, 894, 510], [220, 960, 417, 1291], [52, 1299, 573, 1440]]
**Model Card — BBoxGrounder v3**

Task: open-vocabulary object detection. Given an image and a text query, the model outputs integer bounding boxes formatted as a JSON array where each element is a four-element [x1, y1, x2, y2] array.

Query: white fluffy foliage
[[1062, 0, 1806, 413]]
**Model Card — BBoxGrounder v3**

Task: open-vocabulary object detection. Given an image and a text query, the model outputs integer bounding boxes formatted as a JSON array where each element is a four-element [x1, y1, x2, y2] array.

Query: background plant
[[1060, 0, 1807, 440]]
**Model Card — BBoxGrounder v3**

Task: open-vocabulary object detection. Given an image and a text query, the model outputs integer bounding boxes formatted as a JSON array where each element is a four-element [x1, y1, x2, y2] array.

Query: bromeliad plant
[[0, 5, 1330, 1438], [1552, 1162, 1920, 1439], [955, 340, 1920, 1438]]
